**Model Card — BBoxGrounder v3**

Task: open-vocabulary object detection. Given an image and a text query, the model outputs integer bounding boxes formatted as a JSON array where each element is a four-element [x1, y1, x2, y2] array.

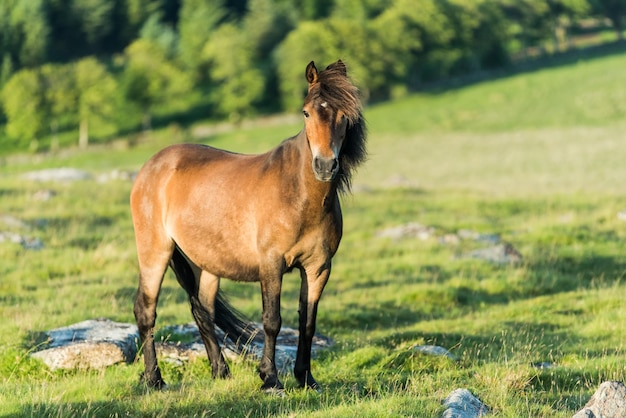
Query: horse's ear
[[306, 61, 318, 85], [326, 60, 347, 76]]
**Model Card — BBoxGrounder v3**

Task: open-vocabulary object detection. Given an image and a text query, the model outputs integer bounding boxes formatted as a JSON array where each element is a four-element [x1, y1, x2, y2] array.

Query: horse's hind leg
[[133, 241, 173, 389], [168, 249, 230, 378], [192, 270, 231, 379]]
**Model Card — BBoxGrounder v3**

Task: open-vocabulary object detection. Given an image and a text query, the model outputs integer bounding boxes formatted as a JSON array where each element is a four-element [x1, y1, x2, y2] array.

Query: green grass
[[2, 49, 626, 416]]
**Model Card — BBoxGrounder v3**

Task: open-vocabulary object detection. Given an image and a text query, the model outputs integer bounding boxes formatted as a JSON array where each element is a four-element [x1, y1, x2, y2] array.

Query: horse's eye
[[302, 110, 310, 118]]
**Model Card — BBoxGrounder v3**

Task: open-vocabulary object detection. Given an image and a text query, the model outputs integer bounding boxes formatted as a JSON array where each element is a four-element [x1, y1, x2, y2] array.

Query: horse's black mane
[[309, 64, 367, 194]]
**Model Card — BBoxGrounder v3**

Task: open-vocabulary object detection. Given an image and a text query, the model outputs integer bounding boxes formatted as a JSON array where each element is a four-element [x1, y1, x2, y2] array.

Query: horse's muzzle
[[313, 156, 339, 182]]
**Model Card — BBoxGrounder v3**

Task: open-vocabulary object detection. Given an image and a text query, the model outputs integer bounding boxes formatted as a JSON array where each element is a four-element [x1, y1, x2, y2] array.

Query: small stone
[[21, 237, 44, 250], [531, 361, 555, 369], [618, 210, 626, 222], [0, 231, 24, 244], [573, 381, 626, 418], [457, 229, 500, 244], [21, 168, 91, 182], [442, 388, 489, 418], [33, 189, 57, 201], [461, 243, 522, 264], [440, 234, 461, 245], [0, 231, 43, 250], [377, 222, 436, 240], [96, 169, 137, 183], [0, 215, 28, 229], [413, 345, 458, 361]]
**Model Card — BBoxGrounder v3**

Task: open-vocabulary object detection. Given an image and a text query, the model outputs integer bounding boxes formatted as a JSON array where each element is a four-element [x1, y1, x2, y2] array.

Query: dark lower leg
[[294, 299, 319, 389], [258, 288, 283, 391], [134, 292, 165, 388], [190, 296, 230, 378]]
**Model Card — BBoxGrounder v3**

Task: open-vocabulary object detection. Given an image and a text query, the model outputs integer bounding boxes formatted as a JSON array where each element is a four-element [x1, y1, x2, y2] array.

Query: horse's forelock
[[314, 69, 362, 125]]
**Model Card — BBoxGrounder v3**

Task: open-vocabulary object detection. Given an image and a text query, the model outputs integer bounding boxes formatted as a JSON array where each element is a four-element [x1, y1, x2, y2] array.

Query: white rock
[[413, 345, 458, 361], [377, 222, 436, 240], [461, 243, 522, 264], [442, 388, 489, 418], [573, 381, 626, 418], [31, 319, 138, 370], [21, 168, 91, 182], [31, 319, 332, 374]]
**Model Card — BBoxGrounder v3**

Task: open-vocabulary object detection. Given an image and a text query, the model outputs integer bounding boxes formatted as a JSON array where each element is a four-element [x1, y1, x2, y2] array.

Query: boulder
[[461, 243, 522, 264], [21, 168, 91, 182], [31, 318, 138, 370], [573, 381, 626, 418], [158, 322, 333, 373], [442, 388, 489, 418], [31, 319, 333, 374]]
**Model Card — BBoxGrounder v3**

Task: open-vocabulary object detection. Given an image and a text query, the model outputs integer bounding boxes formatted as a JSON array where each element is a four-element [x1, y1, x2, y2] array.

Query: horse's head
[[303, 60, 352, 182]]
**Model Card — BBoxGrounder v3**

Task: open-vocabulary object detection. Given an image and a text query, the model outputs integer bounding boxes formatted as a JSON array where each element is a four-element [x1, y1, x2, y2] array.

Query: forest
[[0, 0, 624, 152]]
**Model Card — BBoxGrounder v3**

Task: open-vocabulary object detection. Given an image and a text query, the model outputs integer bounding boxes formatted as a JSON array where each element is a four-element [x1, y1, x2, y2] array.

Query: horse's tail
[[169, 246, 257, 351]]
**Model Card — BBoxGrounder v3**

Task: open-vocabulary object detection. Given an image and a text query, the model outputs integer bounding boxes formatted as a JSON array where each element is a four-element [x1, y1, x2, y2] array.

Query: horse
[[130, 60, 367, 392]]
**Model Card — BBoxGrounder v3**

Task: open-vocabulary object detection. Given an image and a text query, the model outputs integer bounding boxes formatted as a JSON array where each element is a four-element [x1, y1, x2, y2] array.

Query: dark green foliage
[[0, 0, 623, 152]]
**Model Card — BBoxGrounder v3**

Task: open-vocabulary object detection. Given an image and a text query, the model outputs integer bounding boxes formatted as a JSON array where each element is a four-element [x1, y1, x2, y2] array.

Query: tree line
[[0, 0, 624, 151]]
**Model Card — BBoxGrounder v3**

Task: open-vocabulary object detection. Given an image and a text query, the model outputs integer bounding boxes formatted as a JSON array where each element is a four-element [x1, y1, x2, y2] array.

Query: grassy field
[[1, 48, 626, 417]]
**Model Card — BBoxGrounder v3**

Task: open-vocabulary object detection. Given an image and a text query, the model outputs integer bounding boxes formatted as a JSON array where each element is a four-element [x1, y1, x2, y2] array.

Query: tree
[[178, 0, 226, 79], [70, 0, 116, 53], [366, 0, 454, 91], [243, 0, 295, 59], [3, 0, 50, 67], [125, 0, 163, 34], [75, 57, 118, 148], [140, 12, 178, 59], [40, 63, 78, 149], [275, 21, 343, 110], [593, 0, 626, 39], [203, 23, 265, 121], [1, 68, 47, 149], [498, 0, 553, 51], [546, 0, 592, 50], [0, 55, 14, 88], [122, 39, 192, 131]]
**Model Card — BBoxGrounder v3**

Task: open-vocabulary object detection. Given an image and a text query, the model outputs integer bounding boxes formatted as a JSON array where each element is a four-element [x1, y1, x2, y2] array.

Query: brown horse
[[130, 60, 366, 392]]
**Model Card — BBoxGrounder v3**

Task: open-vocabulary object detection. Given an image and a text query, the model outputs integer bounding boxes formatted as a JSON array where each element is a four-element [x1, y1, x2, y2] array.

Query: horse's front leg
[[294, 263, 330, 391], [258, 270, 284, 392]]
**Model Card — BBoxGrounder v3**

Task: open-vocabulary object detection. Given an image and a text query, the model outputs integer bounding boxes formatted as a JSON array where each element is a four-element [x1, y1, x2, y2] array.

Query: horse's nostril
[[314, 157, 323, 172], [314, 157, 337, 173]]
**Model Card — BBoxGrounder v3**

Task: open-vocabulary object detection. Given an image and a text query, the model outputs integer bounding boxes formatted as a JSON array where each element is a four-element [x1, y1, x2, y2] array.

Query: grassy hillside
[[1, 49, 626, 416]]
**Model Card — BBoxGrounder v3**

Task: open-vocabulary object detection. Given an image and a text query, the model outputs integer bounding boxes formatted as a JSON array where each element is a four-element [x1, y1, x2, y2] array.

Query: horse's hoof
[[140, 374, 167, 390], [300, 382, 321, 393], [309, 384, 322, 394], [262, 386, 286, 397], [261, 380, 285, 396]]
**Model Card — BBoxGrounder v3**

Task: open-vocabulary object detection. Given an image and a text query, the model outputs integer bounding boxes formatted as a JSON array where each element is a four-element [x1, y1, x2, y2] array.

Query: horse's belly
[[177, 238, 261, 282]]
